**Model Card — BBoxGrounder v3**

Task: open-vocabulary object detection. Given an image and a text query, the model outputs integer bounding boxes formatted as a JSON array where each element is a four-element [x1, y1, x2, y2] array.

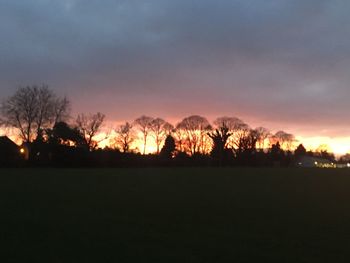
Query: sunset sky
[[1, 0, 350, 154]]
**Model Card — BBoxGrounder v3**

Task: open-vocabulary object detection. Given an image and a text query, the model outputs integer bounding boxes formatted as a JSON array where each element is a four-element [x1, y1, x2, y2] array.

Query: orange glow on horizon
[[2, 127, 350, 157], [295, 136, 350, 156], [97, 130, 162, 154]]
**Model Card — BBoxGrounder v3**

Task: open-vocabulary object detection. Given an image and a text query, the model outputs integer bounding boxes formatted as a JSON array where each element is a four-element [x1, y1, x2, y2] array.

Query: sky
[[1, 0, 350, 153]]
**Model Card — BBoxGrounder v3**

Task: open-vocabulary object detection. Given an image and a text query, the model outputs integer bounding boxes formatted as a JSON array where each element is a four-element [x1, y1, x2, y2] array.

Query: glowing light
[[330, 144, 349, 156], [296, 136, 350, 156], [20, 148, 25, 154]]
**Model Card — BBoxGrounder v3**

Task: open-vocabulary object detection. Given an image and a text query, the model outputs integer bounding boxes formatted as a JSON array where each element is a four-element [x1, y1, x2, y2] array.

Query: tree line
[[0, 85, 336, 167]]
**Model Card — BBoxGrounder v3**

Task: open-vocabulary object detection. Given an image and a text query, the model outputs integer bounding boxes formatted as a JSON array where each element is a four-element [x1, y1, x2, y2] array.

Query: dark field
[[1, 168, 350, 262]]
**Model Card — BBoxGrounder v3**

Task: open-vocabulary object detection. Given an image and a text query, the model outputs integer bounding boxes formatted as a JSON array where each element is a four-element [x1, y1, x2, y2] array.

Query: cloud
[[0, 0, 350, 136]]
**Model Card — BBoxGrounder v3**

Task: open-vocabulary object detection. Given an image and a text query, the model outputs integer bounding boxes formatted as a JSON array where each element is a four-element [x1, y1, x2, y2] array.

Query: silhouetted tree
[[0, 85, 70, 142], [163, 122, 174, 136], [112, 122, 135, 153], [254, 127, 270, 149], [214, 116, 246, 131], [208, 123, 232, 165], [173, 127, 187, 153], [269, 142, 284, 166], [232, 124, 251, 154], [272, 131, 295, 150], [294, 144, 307, 157], [76, 112, 106, 150], [244, 129, 259, 152], [176, 115, 212, 155], [53, 97, 70, 124], [134, 115, 153, 154], [160, 135, 176, 159], [214, 116, 250, 153], [235, 129, 259, 166], [47, 122, 84, 147], [151, 118, 174, 154]]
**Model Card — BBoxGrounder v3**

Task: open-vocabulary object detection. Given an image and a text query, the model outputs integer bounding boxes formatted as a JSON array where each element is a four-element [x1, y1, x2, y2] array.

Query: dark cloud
[[0, 0, 350, 136]]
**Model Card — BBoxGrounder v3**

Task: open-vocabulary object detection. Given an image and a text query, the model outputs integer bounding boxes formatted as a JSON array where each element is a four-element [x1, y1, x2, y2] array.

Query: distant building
[[0, 136, 21, 166], [296, 156, 336, 168]]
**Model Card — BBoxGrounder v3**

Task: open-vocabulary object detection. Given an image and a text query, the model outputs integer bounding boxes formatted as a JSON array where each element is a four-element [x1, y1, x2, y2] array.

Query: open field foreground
[[1, 168, 350, 262]]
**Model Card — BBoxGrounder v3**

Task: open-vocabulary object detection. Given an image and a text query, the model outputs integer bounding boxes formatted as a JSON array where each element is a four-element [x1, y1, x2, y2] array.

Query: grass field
[[1, 168, 350, 262]]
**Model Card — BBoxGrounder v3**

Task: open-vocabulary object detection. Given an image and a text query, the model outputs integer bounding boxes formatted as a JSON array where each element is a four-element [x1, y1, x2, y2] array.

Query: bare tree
[[0, 85, 70, 142], [163, 122, 174, 136], [232, 125, 252, 154], [254, 127, 270, 150], [213, 117, 242, 149], [76, 112, 106, 150], [236, 128, 259, 154], [35, 86, 54, 136], [151, 118, 174, 154], [214, 117, 251, 152], [173, 126, 187, 153], [53, 96, 70, 124], [112, 122, 135, 153], [214, 116, 246, 131], [134, 115, 153, 154], [176, 115, 212, 155], [273, 130, 296, 150]]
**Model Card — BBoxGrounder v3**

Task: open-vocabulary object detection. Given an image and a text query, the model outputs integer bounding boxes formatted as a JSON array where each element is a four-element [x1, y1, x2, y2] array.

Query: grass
[[1, 168, 350, 262]]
